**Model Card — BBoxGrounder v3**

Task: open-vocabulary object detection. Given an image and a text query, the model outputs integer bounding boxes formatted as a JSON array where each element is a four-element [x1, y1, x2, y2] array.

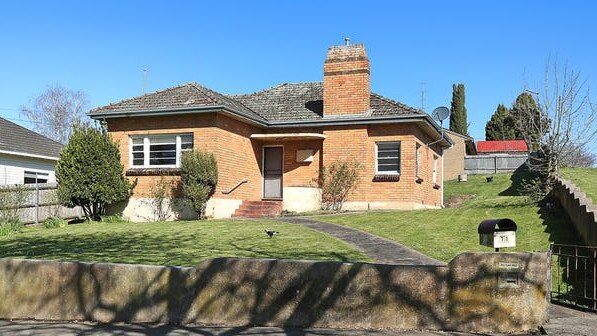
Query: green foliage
[[449, 83, 468, 135], [180, 150, 218, 219], [0, 219, 23, 236], [518, 175, 548, 203], [43, 217, 67, 229], [319, 160, 362, 211], [485, 104, 517, 140], [511, 92, 549, 151], [55, 125, 134, 221], [100, 214, 129, 223]]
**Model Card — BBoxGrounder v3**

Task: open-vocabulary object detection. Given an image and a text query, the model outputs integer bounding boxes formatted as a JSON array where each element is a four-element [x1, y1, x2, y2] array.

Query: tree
[[449, 83, 468, 135], [510, 92, 549, 151], [319, 160, 362, 211], [180, 150, 218, 219], [485, 104, 517, 140], [56, 125, 134, 221], [559, 144, 596, 168], [20, 83, 88, 144], [525, 60, 597, 187]]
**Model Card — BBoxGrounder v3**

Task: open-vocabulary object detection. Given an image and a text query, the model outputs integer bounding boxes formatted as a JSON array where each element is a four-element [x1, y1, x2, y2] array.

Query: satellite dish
[[432, 106, 450, 122]]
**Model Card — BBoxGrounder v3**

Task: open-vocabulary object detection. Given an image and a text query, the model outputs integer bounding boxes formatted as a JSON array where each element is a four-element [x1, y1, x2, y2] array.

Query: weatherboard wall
[[0, 153, 56, 185]]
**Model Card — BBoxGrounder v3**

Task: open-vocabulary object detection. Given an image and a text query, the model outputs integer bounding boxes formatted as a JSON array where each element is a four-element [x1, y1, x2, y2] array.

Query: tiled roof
[[90, 83, 265, 122], [476, 140, 528, 153], [91, 82, 423, 122], [232, 82, 423, 120], [0, 117, 63, 159]]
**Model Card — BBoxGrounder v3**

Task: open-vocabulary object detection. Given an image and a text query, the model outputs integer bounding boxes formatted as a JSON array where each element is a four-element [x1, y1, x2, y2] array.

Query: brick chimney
[[323, 43, 370, 116]]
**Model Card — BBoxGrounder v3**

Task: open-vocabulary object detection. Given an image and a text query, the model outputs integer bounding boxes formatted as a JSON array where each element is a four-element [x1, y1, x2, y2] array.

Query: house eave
[[88, 105, 268, 127], [0, 149, 59, 161]]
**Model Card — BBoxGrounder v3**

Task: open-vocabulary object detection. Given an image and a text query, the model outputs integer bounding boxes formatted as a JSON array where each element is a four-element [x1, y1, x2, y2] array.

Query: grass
[[560, 167, 597, 204], [315, 173, 580, 262], [0, 219, 370, 266]]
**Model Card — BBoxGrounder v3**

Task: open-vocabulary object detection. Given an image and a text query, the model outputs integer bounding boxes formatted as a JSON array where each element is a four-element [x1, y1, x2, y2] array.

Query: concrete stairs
[[231, 200, 283, 218]]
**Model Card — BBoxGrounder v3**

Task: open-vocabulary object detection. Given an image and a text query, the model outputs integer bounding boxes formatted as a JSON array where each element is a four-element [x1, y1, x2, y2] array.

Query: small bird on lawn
[[265, 229, 279, 238]]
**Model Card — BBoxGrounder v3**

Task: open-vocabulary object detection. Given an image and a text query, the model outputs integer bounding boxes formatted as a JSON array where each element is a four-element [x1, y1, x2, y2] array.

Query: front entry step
[[231, 200, 283, 218]]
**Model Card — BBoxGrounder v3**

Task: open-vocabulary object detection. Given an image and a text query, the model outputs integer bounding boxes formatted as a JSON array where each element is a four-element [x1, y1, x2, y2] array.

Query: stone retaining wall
[[0, 252, 548, 333], [553, 177, 597, 246]]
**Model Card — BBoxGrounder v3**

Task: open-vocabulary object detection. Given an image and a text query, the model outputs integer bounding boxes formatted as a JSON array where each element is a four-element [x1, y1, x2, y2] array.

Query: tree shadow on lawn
[[0, 231, 361, 267], [499, 170, 532, 196]]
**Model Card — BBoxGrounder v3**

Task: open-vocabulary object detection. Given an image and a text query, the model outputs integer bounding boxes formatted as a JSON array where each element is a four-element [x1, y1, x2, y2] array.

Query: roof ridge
[[187, 82, 222, 105], [89, 82, 198, 113]]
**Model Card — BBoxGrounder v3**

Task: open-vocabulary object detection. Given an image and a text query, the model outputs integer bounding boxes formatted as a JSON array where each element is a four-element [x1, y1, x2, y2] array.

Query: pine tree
[[485, 104, 516, 140], [56, 125, 134, 221], [449, 83, 468, 135], [510, 92, 548, 151]]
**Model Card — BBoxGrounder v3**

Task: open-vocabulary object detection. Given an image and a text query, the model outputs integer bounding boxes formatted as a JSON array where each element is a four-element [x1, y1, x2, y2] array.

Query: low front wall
[[552, 177, 597, 245], [0, 252, 548, 333]]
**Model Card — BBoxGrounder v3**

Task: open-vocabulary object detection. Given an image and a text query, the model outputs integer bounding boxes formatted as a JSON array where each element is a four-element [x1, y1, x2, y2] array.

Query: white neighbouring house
[[0, 117, 63, 185]]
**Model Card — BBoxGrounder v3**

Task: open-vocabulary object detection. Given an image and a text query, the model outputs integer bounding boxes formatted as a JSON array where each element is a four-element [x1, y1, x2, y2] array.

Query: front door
[[263, 146, 283, 199]]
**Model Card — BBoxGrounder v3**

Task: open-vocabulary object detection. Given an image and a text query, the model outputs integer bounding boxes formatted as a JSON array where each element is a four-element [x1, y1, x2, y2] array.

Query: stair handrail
[[221, 179, 249, 195]]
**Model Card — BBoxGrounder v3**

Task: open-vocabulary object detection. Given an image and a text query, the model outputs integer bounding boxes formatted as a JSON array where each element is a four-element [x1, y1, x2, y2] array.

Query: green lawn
[[0, 219, 370, 266], [316, 173, 579, 262], [560, 167, 597, 204]]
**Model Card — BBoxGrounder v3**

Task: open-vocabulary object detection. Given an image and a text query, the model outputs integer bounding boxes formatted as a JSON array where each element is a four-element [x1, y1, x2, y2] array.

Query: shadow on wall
[[0, 252, 548, 334]]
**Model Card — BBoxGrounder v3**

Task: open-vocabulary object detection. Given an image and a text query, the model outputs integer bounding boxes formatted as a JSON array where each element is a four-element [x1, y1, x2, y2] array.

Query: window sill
[[416, 177, 424, 184], [433, 183, 441, 190], [126, 168, 182, 176], [373, 174, 400, 182]]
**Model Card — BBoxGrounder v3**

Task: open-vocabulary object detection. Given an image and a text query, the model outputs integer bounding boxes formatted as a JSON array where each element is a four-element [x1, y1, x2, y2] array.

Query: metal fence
[[0, 183, 81, 224], [464, 154, 528, 175], [551, 243, 596, 311]]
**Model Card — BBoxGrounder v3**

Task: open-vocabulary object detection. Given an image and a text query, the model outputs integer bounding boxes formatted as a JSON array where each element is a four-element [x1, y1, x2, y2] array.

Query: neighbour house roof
[[476, 140, 528, 153], [444, 129, 477, 155], [0, 117, 63, 160]]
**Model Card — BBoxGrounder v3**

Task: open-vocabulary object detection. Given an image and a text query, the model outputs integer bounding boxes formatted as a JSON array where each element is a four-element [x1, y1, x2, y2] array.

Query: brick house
[[90, 43, 452, 220]]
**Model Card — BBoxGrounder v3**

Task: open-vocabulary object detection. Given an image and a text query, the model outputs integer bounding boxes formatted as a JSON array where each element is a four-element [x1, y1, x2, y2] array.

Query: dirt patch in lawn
[[444, 194, 476, 208]]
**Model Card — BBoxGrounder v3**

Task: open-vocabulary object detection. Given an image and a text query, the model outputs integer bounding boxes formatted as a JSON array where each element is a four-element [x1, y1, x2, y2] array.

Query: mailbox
[[478, 218, 517, 250]]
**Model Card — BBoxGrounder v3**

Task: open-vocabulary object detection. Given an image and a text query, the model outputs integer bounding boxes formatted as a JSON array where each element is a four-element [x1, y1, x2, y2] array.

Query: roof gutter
[[89, 107, 452, 147], [88, 105, 269, 127], [0, 149, 59, 161]]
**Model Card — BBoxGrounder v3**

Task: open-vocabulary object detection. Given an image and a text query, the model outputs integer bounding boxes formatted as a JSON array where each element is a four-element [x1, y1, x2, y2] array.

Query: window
[[415, 143, 421, 177], [130, 134, 193, 168], [375, 141, 400, 175], [24, 171, 48, 184], [432, 154, 439, 184]]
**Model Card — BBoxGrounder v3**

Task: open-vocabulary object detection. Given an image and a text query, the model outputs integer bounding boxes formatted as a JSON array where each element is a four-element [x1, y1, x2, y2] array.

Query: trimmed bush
[[180, 150, 218, 219], [56, 125, 135, 221]]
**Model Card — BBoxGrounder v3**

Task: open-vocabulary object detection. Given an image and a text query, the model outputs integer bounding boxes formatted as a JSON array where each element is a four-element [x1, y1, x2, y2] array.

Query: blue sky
[[1, 1, 596, 144]]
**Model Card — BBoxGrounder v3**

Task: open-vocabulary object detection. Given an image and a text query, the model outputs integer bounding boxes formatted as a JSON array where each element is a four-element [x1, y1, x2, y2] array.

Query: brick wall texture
[[108, 114, 443, 209]]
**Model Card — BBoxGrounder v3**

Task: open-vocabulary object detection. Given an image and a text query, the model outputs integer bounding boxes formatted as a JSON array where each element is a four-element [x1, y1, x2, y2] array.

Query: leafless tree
[[524, 60, 597, 185], [20, 84, 88, 144]]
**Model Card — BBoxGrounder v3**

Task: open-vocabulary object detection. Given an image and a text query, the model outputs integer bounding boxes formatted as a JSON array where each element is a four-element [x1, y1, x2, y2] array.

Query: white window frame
[[24, 171, 49, 184], [375, 141, 401, 175], [432, 154, 439, 184], [129, 133, 193, 168], [415, 143, 421, 177]]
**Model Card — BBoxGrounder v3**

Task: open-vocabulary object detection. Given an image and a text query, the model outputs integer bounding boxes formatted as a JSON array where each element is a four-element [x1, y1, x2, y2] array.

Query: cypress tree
[[449, 83, 468, 135], [485, 104, 516, 140]]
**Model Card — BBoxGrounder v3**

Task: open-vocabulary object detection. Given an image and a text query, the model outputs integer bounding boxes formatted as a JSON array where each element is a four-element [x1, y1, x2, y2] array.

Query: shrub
[[100, 214, 129, 223], [518, 174, 549, 203], [0, 219, 23, 236], [43, 216, 67, 229], [150, 176, 174, 221], [319, 160, 362, 211], [56, 125, 135, 221], [180, 150, 218, 219]]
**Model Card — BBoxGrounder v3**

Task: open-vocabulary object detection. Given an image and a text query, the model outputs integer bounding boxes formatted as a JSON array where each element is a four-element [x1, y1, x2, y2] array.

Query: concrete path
[[0, 304, 595, 335], [280, 217, 445, 266]]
